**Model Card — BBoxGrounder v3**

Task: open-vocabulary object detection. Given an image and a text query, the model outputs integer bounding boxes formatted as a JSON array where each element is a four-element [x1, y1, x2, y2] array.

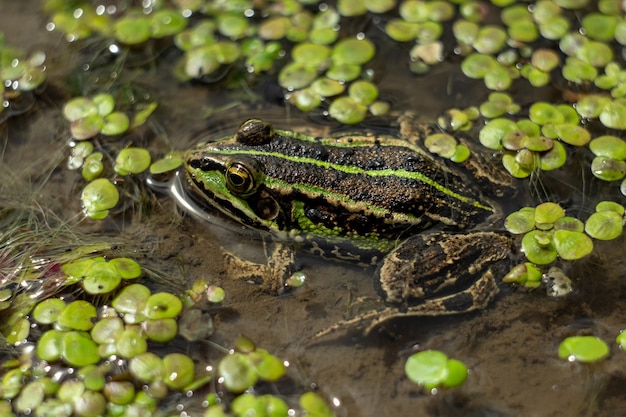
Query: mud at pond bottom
[[147, 210, 626, 417]]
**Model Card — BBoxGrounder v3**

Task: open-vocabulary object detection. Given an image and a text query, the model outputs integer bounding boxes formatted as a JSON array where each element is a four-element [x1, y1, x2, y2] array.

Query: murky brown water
[[2, 1, 626, 416]]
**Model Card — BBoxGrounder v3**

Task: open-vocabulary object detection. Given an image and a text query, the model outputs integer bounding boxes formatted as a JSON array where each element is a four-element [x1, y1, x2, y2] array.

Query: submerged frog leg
[[314, 266, 499, 338], [315, 232, 511, 339], [223, 241, 295, 294]]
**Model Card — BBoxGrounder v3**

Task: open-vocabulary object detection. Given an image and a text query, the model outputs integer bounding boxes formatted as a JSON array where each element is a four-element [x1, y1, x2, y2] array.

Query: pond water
[[2, 1, 626, 417]]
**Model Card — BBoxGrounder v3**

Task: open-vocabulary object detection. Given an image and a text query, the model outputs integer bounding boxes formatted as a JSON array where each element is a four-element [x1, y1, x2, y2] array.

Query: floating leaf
[[278, 62, 317, 90], [163, 353, 195, 390], [331, 38, 375, 66], [101, 112, 130, 136], [502, 262, 542, 288], [248, 349, 286, 382], [114, 17, 151, 45], [62, 331, 100, 367], [585, 211, 624, 240], [479, 118, 517, 150], [558, 336, 609, 363], [82, 261, 121, 294], [81, 179, 119, 219], [328, 96, 367, 124], [92, 93, 114, 117], [218, 353, 257, 393], [404, 350, 466, 390], [32, 298, 66, 325], [535, 202, 565, 225], [144, 292, 182, 319], [553, 230, 593, 260], [115, 147, 151, 175], [522, 230, 557, 264], [299, 392, 334, 417], [589, 136, 626, 160], [58, 300, 97, 331], [505, 209, 535, 234]]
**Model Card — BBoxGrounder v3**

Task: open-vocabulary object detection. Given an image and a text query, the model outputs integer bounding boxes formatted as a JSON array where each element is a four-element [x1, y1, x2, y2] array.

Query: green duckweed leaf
[[502, 262, 542, 288], [553, 230, 593, 260], [558, 336, 609, 363], [331, 38, 375, 66], [129, 352, 164, 383], [92, 93, 114, 117], [599, 100, 626, 130], [81, 179, 119, 220], [554, 216, 585, 232], [299, 392, 334, 417], [115, 147, 151, 175], [37, 330, 64, 362], [62, 331, 100, 367], [540, 141, 567, 171], [278, 62, 317, 90], [63, 97, 98, 122], [163, 353, 195, 390], [479, 118, 517, 150], [616, 331, 626, 350], [58, 300, 97, 331], [142, 318, 178, 343], [150, 156, 184, 174], [248, 349, 286, 382], [108, 257, 141, 279], [595, 201, 625, 215], [144, 292, 183, 319], [116, 328, 147, 359], [112, 284, 151, 315], [91, 316, 124, 345], [101, 111, 130, 136], [328, 96, 367, 125], [591, 156, 626, 181], [522, 230, 557, 264], [150, 9, 187, 38], [32, 298, 66, 325], [535, 202, 565, 225], [103, 381, 135, 406], [71, 114, 104, 140], [82, 261, 121, 294], [404, 350, 449, 390], [585, 211, 624, 240], [114, 17, 151, 45], [218, 352, 257, 393], [505, 209, 535, 234], [589, 136, 626, 160]]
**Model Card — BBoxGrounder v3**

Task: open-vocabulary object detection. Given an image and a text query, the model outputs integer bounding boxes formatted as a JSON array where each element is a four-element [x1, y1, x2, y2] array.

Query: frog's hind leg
[[314, 267, 499, 339]]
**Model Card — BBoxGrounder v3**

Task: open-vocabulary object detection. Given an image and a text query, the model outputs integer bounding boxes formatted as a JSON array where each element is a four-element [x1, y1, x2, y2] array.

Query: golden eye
[[225, 162, 257, 196]]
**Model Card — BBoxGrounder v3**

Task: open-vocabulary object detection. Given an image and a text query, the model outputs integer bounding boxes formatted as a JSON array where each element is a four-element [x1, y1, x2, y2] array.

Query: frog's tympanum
[[181, 114, 515, 335]]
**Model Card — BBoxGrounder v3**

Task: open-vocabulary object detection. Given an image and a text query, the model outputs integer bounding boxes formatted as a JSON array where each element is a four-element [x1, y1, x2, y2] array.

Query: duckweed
[[558, 336, 610, 363], [404, 350, 468, 390]]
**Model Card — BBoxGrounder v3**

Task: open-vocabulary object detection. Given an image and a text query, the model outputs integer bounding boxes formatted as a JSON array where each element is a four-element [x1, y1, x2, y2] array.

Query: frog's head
[[184, 120, 284, 233]]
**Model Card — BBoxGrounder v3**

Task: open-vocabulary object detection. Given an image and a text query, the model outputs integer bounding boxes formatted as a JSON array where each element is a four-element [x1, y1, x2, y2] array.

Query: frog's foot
[[223, 243, 295, 294], [314, 267, 499, 338]]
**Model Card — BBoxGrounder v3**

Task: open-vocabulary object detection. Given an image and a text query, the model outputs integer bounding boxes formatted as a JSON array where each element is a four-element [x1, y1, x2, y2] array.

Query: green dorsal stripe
[[210, 148, 493, 211]]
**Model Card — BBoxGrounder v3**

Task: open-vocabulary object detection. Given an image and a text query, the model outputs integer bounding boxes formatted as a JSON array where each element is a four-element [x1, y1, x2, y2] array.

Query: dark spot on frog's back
[[236, 119, 275, 146]]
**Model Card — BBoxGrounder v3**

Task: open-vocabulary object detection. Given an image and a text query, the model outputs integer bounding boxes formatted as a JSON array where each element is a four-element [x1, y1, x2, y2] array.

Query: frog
[[175, 113, 516, 335]]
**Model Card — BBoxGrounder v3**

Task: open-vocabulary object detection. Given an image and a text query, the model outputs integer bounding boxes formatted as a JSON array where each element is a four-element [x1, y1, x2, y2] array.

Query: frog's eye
[[225, 161, 258, 196], [236, 119, 275, 145]]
